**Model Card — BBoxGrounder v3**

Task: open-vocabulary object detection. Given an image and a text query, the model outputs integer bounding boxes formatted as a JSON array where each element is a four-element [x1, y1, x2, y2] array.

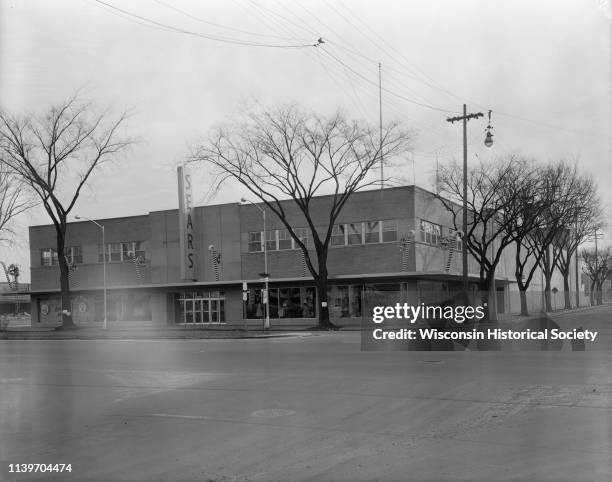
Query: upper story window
[[278, 229, 292, 250], [330, 220, 398, 247], [331, 224, 346, 246], [265, 230, 276, 251], [420, 220, 441, 245], [65, 246, 83, 264], [248, 232, 262, 252], [347, 222, 363, 245], [294, 227, 309, 248], [449, 229, 463, 252], [382, 220, 398, 242], [40, 246, 82, 266], [248, 228, 310, 252], [40, 248, 58, 266], [98, 241, 145, 262], [365, 221, 380, 244]]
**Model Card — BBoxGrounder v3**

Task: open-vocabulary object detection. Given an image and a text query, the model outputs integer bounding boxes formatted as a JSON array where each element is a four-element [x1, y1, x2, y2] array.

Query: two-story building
[[28, 185, 555, 329]]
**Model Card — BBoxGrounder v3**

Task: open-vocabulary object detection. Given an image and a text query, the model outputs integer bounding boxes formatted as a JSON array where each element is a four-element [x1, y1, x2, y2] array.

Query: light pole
[[446, 105, 485, 302], [75, 215, 107, 330], [240, 198, 270, 330]]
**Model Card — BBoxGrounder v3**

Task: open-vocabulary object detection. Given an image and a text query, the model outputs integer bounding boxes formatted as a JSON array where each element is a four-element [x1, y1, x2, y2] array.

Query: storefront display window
[[245, 286, 316, 319]]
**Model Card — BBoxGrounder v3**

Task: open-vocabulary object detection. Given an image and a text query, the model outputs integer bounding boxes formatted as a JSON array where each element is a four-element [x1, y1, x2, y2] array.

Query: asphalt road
[[1, 306, 611, 481]]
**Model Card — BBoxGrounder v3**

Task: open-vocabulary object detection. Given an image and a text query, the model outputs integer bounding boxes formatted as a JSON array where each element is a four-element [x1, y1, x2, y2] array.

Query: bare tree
[[553, 174, 602, 309], [502, 160, 552, 315], [0, 96, 131, 329], [193, 103, 413, 328], [581, 247, 611, 305], [514, 162, 590, 314], [437, 155, 534, 317], [0, 164, 33, 244]]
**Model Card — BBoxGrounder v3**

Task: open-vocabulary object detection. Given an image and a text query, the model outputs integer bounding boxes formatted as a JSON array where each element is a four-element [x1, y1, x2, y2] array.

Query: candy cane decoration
[[67, 261, 78, 288], [1, 262, 19, 290], [439, 235, 457, 273], [208, 245, 221, 281], [131, 254, 147, 284], [399, 231, 414, 271], [299, 249, 308, 277]]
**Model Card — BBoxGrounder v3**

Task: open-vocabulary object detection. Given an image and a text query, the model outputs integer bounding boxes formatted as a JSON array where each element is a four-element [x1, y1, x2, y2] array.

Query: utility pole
[[594, 228, 602, 305], [379, 62, 383, 191], [446, 105, 483, 299], [575, 217, 580, 308]]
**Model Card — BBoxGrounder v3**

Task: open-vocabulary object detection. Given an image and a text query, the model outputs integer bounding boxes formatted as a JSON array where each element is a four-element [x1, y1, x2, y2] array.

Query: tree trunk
[[562, 267, 572, 309], [316, 256, 335, 329], [544, 275, 552, 312], [543, 254, 553, 312], [55, 227, 76, 330], [519, 289, 529, 316], [589, 280, 596, 305], [479, 271, 494, 320], [595, 280, 604, 305]]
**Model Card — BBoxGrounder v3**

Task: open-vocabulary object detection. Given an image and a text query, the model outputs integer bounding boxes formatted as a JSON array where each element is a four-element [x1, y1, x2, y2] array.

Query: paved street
[[1, 306, 611, 481]]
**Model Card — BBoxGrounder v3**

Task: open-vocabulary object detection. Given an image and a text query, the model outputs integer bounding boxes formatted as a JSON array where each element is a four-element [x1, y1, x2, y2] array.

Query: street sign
[[242, 281, 247, 291]]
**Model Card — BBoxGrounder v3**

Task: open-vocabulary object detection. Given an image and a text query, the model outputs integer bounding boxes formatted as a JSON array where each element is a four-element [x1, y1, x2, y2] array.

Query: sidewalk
[[2, 304, 607, 341], [0, 323, 317, 340]]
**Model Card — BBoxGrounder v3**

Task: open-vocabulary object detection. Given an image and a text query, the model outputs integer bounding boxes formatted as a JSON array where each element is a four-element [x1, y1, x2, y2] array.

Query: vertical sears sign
[[177, 165, 196, 280]]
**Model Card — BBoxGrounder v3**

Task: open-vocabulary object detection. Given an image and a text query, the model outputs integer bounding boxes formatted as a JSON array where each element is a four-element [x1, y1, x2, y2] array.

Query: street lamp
[[75, 215, 107, 330], [240, 198, 270, 330], [484, 110, 494, 148]]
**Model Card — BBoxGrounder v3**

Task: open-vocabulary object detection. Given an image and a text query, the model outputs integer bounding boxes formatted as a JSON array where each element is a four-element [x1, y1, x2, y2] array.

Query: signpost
[[177, 165, 196, 280]]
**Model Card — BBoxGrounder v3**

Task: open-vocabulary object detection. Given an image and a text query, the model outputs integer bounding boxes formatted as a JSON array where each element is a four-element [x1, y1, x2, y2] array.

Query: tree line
[[437, 155, 607, 315]]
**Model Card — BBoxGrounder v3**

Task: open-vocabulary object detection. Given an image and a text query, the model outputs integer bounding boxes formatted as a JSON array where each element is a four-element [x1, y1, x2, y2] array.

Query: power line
[[320, 2, 607, 141], [328, 0, 477, 107], [150, 0, 311, 42], [266, 1, 462, 114], [494, 110, 604, 138], [91, 0, 320, 49], [320, 47, 459, 114], [314, 47, 370, 119], [99, 0, 604, 142], [89, 0, 176, 33]]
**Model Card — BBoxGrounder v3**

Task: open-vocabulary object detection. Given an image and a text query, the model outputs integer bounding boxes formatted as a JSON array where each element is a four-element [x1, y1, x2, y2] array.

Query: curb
[[0, 330, 318, 341]]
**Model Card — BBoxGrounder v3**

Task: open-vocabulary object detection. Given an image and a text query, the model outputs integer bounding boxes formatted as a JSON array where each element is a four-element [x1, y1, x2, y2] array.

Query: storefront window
[[337, 286, 350, 316], [302, 287, 316, 317], [327, 285, 363, 318], [350, 286, 362, 317], [245, 288, 263, 319], [268, 288, 279, 318], [245, 286, 316, 319]]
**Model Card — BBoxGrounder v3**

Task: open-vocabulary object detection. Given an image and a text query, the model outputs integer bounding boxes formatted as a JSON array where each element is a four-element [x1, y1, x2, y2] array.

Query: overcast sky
[[1, 0, 610, 281]]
